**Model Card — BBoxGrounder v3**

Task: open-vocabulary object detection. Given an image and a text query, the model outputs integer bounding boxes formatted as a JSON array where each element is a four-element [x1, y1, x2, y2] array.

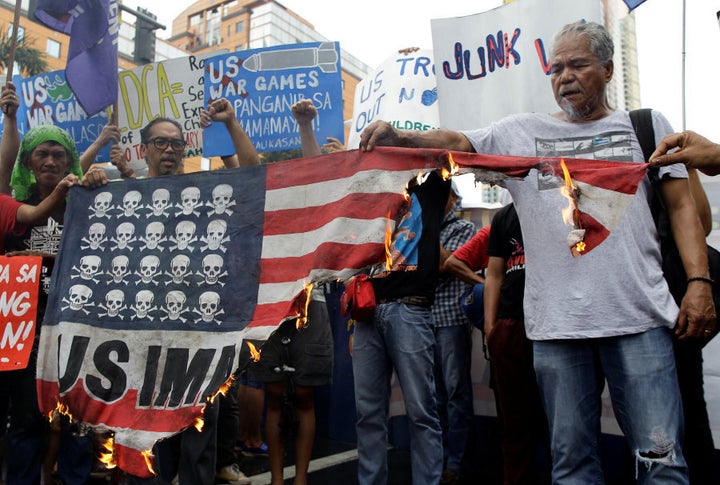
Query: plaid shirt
[[432, 212, 476, 327]]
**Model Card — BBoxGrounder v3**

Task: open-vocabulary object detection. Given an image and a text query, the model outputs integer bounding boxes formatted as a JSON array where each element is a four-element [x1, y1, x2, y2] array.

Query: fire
[[98, 434, 117, 469], [48, 401, 73, 423], [246, 341, 261, 362], [193, 415, 204, 432], [209, 374, 236, 404], [296, 282, 314, 329], [441, 152, 460, 180], [559, 160, 580, 226], [142, 450, 156, 475], [384, 211, 394, 271], [559, 159, 586, 255]]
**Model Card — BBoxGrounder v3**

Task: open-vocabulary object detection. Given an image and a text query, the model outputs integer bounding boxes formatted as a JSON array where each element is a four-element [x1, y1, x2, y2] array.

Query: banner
[[16, 70, 110, 159], [431, 0, 602, 130], [347, 49, 440, 151], [116, 53, 216, 173], [0, 256, 41, 371], [203, 42, 344, 155]]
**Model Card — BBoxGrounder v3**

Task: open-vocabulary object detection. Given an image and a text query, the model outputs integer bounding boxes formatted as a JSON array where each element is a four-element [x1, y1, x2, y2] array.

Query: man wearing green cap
[[0, 84, 92, 484]]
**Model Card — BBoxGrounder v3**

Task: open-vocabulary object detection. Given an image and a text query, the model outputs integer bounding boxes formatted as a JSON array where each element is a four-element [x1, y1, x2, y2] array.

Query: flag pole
[[681, 0, 686, 130], [5, 0, 23, 84]]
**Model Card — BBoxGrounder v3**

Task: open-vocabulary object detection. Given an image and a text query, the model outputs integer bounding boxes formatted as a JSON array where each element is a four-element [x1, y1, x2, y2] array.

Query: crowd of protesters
[[1, 17, 719, 485]]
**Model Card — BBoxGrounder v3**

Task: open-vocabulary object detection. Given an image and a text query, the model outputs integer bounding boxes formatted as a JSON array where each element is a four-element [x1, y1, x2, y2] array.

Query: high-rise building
[[164, 0, 371, 139]]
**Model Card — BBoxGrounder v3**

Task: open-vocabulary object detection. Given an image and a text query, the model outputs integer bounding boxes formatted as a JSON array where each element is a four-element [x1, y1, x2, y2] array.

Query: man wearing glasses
[[81, 97, 258, 484], [141, 97, 258, 177]]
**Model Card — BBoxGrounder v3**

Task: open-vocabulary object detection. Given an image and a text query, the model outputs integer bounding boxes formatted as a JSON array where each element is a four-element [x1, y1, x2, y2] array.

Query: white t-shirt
[[461, 110, 685, 340]]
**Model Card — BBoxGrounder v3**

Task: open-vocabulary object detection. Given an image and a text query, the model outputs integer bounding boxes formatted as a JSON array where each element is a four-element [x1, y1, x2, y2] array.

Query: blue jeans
[[533, 327, 688, 484], [433, 323, 473, 473], [352, 301, 442, 485]]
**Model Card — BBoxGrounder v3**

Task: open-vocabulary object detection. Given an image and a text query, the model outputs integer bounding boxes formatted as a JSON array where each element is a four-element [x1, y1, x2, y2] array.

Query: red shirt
[[0, 193, 25, 253], [453, 225, 491, 271]]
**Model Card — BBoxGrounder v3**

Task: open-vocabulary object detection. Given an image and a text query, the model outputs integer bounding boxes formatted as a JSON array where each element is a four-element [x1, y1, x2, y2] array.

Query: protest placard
[[116, 53, 217, 172], [203, 42, 344, 155], [347, 49, 440, 150], [15, 70, 110, 160], [431, 0, 601, 129], [0, 255, 42, 371]]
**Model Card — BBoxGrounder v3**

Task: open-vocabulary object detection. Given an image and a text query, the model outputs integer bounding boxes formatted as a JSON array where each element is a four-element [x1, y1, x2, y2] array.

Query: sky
[[120, 0, 720, 142]]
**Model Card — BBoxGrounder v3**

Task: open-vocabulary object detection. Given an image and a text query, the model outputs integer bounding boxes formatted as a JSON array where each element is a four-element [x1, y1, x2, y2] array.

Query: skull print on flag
[[54, 169, 264, 327]]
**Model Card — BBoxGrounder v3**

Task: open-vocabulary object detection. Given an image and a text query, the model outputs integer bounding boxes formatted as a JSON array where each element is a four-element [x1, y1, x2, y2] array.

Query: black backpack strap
[[629, 108, 671, 239], [629, 108, 658, 182]]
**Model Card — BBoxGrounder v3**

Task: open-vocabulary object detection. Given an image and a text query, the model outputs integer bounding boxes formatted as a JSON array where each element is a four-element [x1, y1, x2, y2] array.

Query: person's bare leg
[[265, 381, 286, 485], [292, 385, 316, 485], [238, 383, 266, 449], [42, 415, 61, 484]]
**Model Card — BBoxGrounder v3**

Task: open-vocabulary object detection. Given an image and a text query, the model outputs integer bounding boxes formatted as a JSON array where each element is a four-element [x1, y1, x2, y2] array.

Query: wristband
[[687, 276, 714, 286]]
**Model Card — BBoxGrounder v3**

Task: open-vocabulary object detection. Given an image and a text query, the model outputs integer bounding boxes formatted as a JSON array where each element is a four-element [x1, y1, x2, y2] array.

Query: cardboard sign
[[15, 71, 110, 160], [0, 256, 42, 371], [431, 0, 602, 129], [347, 49, 440, 150], [116, 53, 216, 172], [203, 42, 344, 155]]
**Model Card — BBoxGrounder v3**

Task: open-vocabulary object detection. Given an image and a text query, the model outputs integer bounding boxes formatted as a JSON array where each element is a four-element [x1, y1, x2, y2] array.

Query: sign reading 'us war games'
[[14, 71, 110, 160], [203, 42, 344, 155]]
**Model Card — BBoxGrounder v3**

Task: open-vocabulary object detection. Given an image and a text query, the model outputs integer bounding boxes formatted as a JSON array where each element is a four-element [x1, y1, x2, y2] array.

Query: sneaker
[[216, 463, 251, 485], [236, 440, 269, 457]]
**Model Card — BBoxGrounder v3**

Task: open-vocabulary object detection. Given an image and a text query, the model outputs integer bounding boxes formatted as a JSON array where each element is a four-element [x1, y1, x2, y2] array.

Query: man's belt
[[378, 295, 433, 307]]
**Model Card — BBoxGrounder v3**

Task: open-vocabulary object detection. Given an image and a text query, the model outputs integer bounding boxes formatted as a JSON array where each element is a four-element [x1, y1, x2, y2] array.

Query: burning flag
[[36, 147, 646, 476], [450, 150, 648, 254], [34, 0, 119, 116]]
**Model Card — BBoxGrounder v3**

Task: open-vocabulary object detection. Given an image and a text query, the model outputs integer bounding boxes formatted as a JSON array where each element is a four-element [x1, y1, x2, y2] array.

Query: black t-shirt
[[371, 170, 450, 301], [3, 190, 66, 321], [486, 203, 525, 320]]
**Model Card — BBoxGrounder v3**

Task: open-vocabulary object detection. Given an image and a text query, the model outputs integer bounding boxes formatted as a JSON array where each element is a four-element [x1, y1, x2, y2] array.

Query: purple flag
[[622, 0, 648, 10], [34, 0, 119, 116]]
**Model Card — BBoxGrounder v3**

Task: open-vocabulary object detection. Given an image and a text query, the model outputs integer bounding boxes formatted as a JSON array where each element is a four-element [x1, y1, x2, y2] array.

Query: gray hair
[[552, 20, 614, 64]]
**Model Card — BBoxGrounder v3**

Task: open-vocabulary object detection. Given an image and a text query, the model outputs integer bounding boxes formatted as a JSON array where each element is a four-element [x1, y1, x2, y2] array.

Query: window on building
[[223, 0, 238, 15], [45, 39, 61, 58], [235, 20, 244, 34], [8, 24, 25, 41], [190, 13, 202, 26]]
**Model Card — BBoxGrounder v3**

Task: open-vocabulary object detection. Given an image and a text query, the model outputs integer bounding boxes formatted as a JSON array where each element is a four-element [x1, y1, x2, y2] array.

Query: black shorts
[[245, 298, 333, 387]]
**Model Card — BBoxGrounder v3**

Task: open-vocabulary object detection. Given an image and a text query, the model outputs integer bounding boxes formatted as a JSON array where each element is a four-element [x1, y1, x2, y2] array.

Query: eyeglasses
[[146, 137, 186, 151]]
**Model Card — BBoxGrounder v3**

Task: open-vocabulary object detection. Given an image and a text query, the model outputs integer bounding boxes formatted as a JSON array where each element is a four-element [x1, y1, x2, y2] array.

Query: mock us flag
[[36, 147, 647, 475]]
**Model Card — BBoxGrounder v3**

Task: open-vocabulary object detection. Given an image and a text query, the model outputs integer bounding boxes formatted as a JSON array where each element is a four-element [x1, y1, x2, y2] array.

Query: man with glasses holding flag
[[81, 97, 258, 484]]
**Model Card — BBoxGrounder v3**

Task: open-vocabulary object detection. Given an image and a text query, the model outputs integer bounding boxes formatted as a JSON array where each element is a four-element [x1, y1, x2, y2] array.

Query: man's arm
[[79, 124, 121, 173], [291, 99, 322, 157], [220, 154, 240, 169], [650, 131, 720, 176], [359, 120, 475, 152], [0, 82, 20, 194], [687, 169, 711, 236], [442, 254, 485, 285], [660, 177, 716, 340], [483, 256, 505, 336], [205, 98, 259, 167], [16, 174, 77, 225], [322, 137, 345, 153]]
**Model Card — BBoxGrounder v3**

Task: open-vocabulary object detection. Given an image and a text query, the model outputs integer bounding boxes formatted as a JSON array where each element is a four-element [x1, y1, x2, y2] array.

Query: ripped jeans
[[533, 327, 688, 484]]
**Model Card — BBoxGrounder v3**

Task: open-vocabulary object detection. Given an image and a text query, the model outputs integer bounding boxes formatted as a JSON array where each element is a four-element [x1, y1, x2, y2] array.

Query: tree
[[0, 26, 49, 77]]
